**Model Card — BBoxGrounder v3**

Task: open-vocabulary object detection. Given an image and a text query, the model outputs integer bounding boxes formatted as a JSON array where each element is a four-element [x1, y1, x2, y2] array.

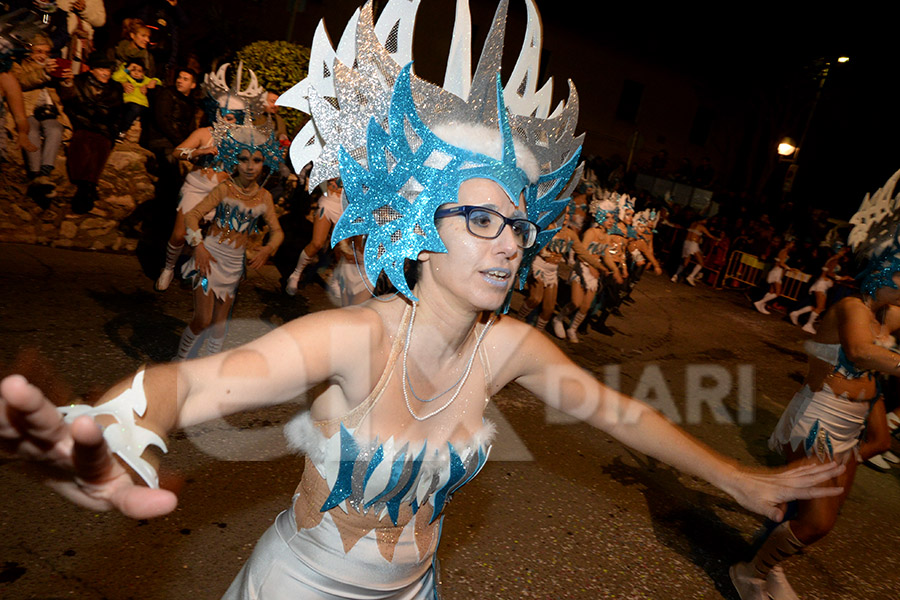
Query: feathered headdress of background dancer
[[212, 120, 283, 173], [848, 168, 900, 297], [202, 62, 267, 125], [634, 208, 658, 232], [278, 0, 583, 303]]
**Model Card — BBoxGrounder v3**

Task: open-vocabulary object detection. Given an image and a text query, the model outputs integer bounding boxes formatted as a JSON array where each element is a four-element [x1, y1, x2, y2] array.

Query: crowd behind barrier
[[1, 3, 858, 342]]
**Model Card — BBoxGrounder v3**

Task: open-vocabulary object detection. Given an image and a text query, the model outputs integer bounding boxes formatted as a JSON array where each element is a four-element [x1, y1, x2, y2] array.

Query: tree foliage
[[236, 40, 310, 137]]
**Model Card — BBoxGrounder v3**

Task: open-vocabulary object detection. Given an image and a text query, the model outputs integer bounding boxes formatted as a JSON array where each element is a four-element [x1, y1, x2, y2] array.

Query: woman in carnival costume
[[551, 197, 623, 343], [516, 198, 616, 332], [788, 243, 851, 334], [155, 63, 267, 292], [754, 237, 796, 315], [730, 170, 900, 600], [620, 207, 662, 302], [1, 1, 845, 598], [174, 118, 284, 359]]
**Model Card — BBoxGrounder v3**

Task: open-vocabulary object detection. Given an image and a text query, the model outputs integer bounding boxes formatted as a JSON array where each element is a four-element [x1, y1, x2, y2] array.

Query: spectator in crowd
[[56, 0, 106, 71], [58, 51, 122, 213], [111, 57, 160, 139], [136, 0, 188, 84], [257, 91, 289, 144], [0, 69, 39, 161], [111, 18, 155, 76], [10, 33, 70, 206], [139, 66, 197, 186]]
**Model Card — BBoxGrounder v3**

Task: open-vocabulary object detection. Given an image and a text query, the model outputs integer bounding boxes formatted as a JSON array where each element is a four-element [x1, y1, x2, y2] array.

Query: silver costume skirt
[[181, 233, 244, 301], [222, 508, 438, 600], [768, 384, 871, 462]]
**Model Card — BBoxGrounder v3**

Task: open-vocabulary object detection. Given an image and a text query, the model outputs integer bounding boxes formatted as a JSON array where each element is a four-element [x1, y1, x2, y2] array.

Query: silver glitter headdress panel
[[848, 168, 900, 297], [202, 62, 267, 123], [279, 0, 584, 300]]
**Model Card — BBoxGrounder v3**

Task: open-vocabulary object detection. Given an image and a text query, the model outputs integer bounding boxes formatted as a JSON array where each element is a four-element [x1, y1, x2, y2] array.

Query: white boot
[[686, 263, 702, 286], [155, 267, 174, 292], [789, 305, 812, 325], [754, 293, 777, 315], [286, 250, 314, 296], [766, 565, 800, 600], [866, 453, 891, 471], [551, 317, 566, 339], [176, 327, 207, 360], [729, 562, 768, 600], [567, 311, 587, 343], [802, 311, 819, 334]]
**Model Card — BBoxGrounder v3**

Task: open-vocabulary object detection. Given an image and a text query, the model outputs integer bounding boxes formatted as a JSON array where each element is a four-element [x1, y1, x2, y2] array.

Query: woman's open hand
[[726, 461, 845, 522], [0, 375, 177, 519]]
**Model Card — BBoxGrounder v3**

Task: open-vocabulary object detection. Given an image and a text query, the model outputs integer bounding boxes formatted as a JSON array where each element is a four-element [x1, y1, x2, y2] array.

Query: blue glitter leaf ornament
[[332, 63, 538, 302]]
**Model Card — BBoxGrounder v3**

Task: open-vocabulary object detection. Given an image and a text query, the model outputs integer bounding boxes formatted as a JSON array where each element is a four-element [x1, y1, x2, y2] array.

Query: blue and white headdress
[[849, 168, 900, 297], [279, 0, 583, 302], [634, 209, 658, 233], [202, 62, 267, 125], [212, 120, 283, 174]]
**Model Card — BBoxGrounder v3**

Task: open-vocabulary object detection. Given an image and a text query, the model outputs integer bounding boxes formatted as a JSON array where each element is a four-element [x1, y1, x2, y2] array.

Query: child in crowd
[[112, 58, 160, 139]]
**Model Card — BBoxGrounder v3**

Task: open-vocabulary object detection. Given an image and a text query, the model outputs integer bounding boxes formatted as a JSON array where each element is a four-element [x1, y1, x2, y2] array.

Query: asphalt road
[[1, 243, 898, 599]]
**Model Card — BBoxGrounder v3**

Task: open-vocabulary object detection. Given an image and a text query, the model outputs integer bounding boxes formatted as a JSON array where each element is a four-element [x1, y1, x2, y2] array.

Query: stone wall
[[0, 136, 155, 252]]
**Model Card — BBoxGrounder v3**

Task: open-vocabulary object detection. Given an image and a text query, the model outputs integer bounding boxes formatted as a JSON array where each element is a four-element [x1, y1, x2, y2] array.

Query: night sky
[[102, 0, 899, 219]]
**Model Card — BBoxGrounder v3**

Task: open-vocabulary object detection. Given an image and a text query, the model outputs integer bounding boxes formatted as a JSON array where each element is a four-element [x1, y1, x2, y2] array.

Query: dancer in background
[[517, 203, 614, 332], [284, 177, 344, 296], [754, 238, 795, 315], [671, 215, 719, 286], [731, 170, 900, 600], [174, 119, 284, 359], [789, 243, 850, 334], [155, 63, 267, 291]]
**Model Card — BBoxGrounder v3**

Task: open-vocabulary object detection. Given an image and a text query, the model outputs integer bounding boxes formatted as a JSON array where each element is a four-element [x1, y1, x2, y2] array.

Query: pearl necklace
[[402, 302, 495, 421]]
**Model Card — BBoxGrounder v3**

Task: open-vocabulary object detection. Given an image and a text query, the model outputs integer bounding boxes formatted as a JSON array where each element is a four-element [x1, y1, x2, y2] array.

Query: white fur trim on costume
[[432, 122, 540, 184], [284, 411, 328, 465]]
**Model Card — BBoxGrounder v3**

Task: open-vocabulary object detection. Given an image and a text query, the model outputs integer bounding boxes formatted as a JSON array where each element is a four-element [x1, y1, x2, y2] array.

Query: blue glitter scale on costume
[[213, 203, 263, 235], [545, 238, 574, 255], [314, 420, 491, 524]]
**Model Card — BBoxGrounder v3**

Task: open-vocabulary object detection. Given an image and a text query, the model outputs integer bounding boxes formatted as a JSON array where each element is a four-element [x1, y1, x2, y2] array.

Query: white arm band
[[185, 227, 204, 247], [58, 368, 167, 489]]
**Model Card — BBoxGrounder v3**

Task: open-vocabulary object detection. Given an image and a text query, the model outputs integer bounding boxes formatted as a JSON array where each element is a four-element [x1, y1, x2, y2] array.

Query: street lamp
[[778, 137, 797, 160], [781, 56, 848, 193]]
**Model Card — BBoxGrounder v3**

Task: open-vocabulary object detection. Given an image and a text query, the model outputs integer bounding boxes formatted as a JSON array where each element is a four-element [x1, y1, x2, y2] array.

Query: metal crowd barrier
[[721, 251, 765, 289], [721, 251, 812, 302], [780, 270, 811, 302]]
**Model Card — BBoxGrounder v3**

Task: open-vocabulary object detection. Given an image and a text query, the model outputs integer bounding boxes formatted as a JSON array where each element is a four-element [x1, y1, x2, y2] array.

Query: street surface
[[1, 242, 898, 599]]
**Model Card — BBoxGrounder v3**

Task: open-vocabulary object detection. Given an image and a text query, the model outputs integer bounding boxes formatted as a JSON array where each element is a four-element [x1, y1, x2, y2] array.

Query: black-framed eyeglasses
[[434, 205, 540, 249]]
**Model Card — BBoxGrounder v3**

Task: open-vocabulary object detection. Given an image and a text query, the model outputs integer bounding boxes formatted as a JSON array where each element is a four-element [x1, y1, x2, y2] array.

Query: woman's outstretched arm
[[489, 318, 845, 522], [0, 307, 383, 518]]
